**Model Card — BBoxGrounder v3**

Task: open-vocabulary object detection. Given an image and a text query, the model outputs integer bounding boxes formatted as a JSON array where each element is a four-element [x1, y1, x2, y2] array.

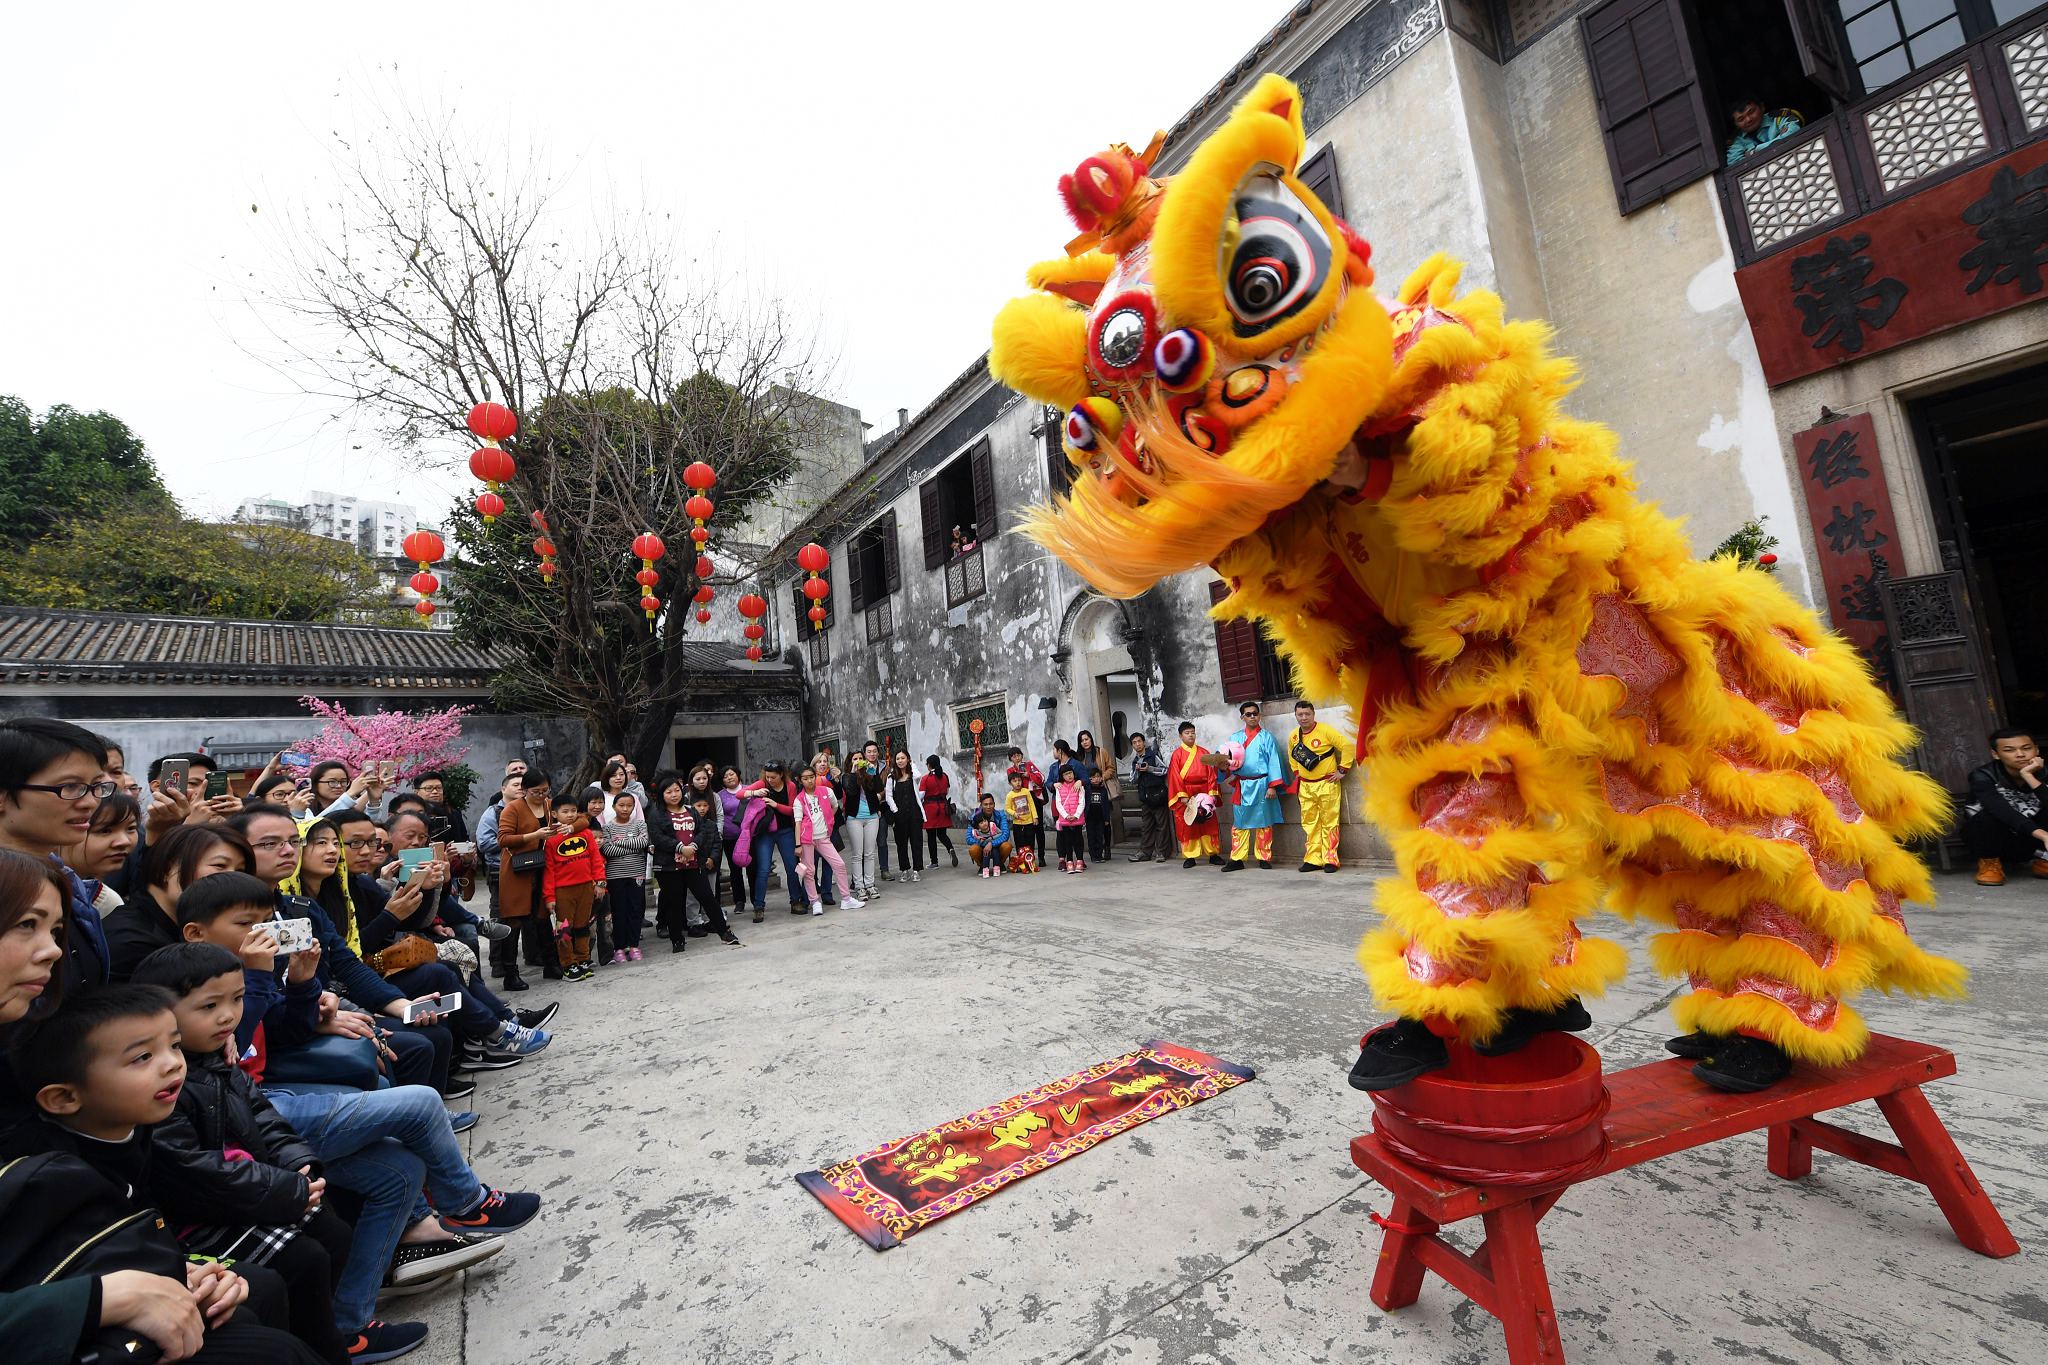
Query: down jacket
[[153, 1048, 319, 1227]]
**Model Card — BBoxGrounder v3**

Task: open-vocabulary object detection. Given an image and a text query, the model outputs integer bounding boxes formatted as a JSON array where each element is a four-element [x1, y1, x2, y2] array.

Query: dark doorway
[[1913, 362, 2048, 740], [674, 732, 742, 779]]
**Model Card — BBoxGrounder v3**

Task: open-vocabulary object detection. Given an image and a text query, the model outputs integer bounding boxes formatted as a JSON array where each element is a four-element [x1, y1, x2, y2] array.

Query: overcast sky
[[0, 1, 1289, 522]]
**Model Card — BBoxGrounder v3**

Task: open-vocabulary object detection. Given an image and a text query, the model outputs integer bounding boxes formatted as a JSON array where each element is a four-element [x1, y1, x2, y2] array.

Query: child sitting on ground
[[133, 943, 439, 1364], [1051, 766, 1088, 874], [541, 796, 606, 983], [5, 985, 358, 1365], [1003, 772, 1039, 873], [966, 794, 1013, 878]]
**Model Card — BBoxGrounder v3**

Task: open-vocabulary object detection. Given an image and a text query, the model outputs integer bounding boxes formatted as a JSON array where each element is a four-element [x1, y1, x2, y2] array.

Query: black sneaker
[[719, 932, 743, 947], [1183, 858, 1199, 868], [1207, 854, 1225, 866], [1221, 860, 1245, 873], [1664, 1031, 1725, 1060], [346, 1320, 429, 1362], [438, 1187, 541, 1237], [516, 1002, 559, 1031], [1323, 865, 1338, 874], [440, 1079, 475, 1102], [686, 926, 711, 938], [459, 1046, 523, 1071], [1257, 859, 1273, 869], [1347, 1018, 1450, 1091], [385, 1234, 502, 1288], [1473, 998, 1594, 1057], [670, 936, 686, 953], [1298, 863, 1317, 873], [1693, 1035, 1792, 1093]]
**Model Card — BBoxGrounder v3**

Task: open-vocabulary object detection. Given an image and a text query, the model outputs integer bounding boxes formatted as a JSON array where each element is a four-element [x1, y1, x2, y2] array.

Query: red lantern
[[468, 445, 516, 485], [743, 622, 766, 641], [684, 495, 714, 523], [736, 593, 767, 619], [808, 605, 827, 624], [466, 402, 518, 442], [683, 461, 717, 491], [538, 560, 557, 582], [402, 530, 445, 566], [409, 571, 440, 596], [797, 542, 830, 574], [695, 608, 712, 624], [689, 526, 709, 545], [797, 541, 830, 632], [695, 555, 715, 580], [414, 600, 436, 618], [631, 533, 666, 562], [635, 568, 659, 588], [474, 491, 505, 523], [532, 536, 556, 559], [746, 645, 764, 662], [693, 585, 714, 604], [803, 577, 830, 602], [640, 595, 662, 613], [530, 509, 549, 532]]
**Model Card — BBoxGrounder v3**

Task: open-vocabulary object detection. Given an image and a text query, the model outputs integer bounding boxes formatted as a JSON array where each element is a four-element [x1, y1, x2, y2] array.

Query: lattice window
[[1737, 136, 1848, 248], [1864, 62, 1989, 192], [808, 630, 829, 670], [944, 544, 987, 608], [2005, 21, 2048, 133], [865, 598, 893, 644], [953, 698, 1009, 750]]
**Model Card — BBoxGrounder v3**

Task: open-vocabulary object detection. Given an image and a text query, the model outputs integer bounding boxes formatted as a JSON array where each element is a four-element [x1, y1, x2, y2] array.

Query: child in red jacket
[[542, 796, 607, 982]]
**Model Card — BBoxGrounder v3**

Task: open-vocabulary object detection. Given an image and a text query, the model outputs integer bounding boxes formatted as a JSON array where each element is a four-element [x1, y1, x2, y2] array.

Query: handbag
[[368, 933, 440, 977], [509, 847, 545, 874]]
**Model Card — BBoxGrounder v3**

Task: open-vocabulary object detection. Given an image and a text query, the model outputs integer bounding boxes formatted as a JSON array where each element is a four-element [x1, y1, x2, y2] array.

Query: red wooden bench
[[1350, 1033, 2018, 1364]]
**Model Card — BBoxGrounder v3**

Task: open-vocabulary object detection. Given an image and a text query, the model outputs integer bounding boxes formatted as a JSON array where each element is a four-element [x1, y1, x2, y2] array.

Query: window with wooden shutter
[[919, 478, 946, 569], [1787, 0, 1855, 100], [1298, 143, 1345, 219], [969, 438, 997, 542], [1209, 580, 1263, 705], [845, 537, 867, 614], [1582, 0, 1717, 214], [880, 509, 901, 594]]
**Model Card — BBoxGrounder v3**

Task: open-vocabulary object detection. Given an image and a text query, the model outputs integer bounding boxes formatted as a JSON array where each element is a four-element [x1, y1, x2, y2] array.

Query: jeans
[[607, 877, 645, 949], [266, 1083, 489, 1334], [749, 826, 802, 910], [844, 816, 880, 888]]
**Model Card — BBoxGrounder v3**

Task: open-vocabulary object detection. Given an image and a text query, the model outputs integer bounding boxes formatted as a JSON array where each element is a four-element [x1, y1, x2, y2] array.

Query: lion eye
[[1222, 173, 1329, 336]]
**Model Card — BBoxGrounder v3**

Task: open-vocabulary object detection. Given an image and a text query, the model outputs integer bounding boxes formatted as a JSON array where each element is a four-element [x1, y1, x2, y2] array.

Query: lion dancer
[[1285, 699, 1349, 874], [1167, 720, 1222, 867]]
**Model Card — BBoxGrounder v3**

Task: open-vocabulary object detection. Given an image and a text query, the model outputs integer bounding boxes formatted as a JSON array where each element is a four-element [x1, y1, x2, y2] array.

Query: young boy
[[177, 870, 323, 1057], [5, 985, 359, 1365], [1964, 727, 2048, 886], [541, 796, 606, 982], [1003, 771, 1040, 873], [967, 794, 1013, 877], [134, 943, 430, 1364]]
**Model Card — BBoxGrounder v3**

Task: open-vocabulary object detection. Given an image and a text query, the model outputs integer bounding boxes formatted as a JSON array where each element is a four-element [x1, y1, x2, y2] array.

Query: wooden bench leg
[[1874, 1086, 2021, 1258], [1767, 1120, 1812, 1179], [1481, 1200, 1566, 1365], [1369, 1199, 1436, 1311]]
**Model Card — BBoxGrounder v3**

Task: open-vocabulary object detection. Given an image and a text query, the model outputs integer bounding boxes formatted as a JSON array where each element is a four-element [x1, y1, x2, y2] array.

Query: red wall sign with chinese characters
[[1736, 146, 2048, 387], [1795, 413, 1900, 686]]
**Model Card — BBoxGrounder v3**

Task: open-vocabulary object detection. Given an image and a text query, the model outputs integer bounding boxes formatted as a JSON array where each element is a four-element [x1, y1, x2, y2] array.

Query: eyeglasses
[[250, 836, 304, 852], [14, 780, 117, 802], [342, 837, 379, 850]]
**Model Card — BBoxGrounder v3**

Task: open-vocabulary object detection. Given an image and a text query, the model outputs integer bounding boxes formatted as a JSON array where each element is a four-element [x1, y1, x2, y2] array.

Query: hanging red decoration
[[530, 509, 549, 532], [530, 532, 558, 587], [746, 645, 763, 662], [797, 541, 830, 633], [474, 491, 505, 522], [734, 590, 769, 660], [695, 608, 712, 624], [537, 560, 557, 582], [629, 532, 666, 626], [468, 445, 516, 486], [631, 533, 667, 563], [409, 571, 440, 596], [693, 585, 715, 605], [640, 595, 662, 613], [415, 600, 437, 619], [531, 536, 556, 558], [685, 495, 714, 523], [695, 554, 715, 581], [635, 568, 660, 588], [466, 402, 518, 442], [683, 461, 717, 491], [401, 531, 445, 617], [736, 593, 767, 618], [743, 622, 766, 641], [689, 526, 710, 545]]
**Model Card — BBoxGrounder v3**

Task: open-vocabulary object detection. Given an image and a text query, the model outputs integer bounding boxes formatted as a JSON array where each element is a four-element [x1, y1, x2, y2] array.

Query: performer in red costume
[[1166, 720, 1221, 868]]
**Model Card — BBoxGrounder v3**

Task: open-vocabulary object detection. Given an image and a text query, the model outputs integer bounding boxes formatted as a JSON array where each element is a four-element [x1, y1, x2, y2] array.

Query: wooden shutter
[[1581, 0, 1716, 215], [1209, 579, 1262, 705], [919, 478, 946, 569], [1784, 0, 1854, 102], [969, 439, 997, 542], [845, 535, 867, 614], [1298, 143, 1344, 220], [880, 510, 901, 594]]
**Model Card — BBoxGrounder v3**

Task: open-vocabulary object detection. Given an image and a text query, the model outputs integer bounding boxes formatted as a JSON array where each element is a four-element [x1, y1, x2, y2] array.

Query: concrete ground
[[406, 856, 2046, 1365]]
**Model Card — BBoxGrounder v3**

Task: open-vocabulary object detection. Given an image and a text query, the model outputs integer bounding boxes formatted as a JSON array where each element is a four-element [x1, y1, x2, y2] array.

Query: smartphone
[[272, 918, 316, 954], [401, 993, 461, 1023], [379, 760, 398, 782], [157, 758, 190, 798], [204, 769, 230, 799], [397, 847, 434, 883], [429, 841, 448, 863], [226, 772, 249, 798], [280, 751, 310, 768]]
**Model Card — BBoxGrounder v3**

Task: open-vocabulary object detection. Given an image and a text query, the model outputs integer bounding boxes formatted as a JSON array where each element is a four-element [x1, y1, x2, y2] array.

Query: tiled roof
[[0, 607, 790, 690]]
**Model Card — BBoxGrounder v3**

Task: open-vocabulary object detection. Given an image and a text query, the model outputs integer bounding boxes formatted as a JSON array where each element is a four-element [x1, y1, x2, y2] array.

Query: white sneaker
[[841, 895, 865, 909], [809, 901, 824, 916], [992, 866, 1002, 878]]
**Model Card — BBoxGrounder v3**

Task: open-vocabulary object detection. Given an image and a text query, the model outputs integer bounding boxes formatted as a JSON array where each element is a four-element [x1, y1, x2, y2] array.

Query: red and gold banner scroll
[[1793, 413, 1901, 690], [796, 1040, 1255, 1249]]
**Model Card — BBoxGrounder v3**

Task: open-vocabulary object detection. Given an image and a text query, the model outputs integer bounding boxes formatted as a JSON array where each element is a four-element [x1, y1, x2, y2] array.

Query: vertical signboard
[[1794, 413, 1901, 692]]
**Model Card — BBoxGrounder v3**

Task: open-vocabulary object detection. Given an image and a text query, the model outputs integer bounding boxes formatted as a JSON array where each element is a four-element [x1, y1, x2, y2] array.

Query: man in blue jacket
[[967, 793, 1013, 877], [1222, 702, 1288, 871]]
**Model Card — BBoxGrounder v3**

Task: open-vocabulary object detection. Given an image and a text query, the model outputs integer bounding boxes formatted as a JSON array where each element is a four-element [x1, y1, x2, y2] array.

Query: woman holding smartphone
[[494, 769, 560, 987]]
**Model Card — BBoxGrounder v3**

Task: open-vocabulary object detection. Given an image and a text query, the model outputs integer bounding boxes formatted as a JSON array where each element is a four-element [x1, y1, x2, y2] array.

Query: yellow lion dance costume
[[990, 74, 1964, 1093]]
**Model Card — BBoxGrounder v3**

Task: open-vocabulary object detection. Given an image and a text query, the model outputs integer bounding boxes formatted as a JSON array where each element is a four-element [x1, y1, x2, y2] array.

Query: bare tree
[[259, 107, 833, 779]]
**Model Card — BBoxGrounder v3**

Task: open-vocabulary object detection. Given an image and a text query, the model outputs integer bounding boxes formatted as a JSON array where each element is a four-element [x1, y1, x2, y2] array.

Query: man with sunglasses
[[0, 718, 121, 988], [1217, 701, 1288, 872]]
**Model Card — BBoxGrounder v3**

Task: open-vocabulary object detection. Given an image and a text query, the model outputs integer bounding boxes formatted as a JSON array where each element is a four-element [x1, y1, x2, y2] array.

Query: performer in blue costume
[[1223, 700, 1287, 871]]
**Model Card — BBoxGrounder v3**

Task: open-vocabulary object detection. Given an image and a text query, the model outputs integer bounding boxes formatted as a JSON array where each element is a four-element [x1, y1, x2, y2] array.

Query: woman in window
[[918, 755, 959, 868]]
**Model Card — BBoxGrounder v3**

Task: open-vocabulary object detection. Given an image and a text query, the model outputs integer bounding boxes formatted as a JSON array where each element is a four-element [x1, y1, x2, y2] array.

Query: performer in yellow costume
[[1287, 700, 1350, 873], [989, 74, 1964, 1094]]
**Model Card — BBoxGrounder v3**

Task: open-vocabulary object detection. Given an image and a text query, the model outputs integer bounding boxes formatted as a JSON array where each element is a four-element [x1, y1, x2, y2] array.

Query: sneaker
[[1347, 1018, 1450, 1091], [810, 901, 824, 916], [346, 1319, 429, 1362], [1299, 862, 1317, 873], [790, 903, 808, 915], [1221, 860, 1245, 873], [610, 950, 628, 965], [447, 1111, 479, 1134], [840, 895, 865, 909], [1257, 859, 1273, 870], [438, 1187, 541, 1237], [385, 1234, 502, 1288], [627, 947, 643, 961], [440, 1079, 475, 1103], [482, 1022, 550, 1060], [515, 1002, 560, 1031], [457, 1048, 522, 1073], [1693, 1034, 1793, 1093], [2034, 855, 2048, 880], [720, 932, 744, 947], [1183, 858, 1198, 868], [1323, 865, 1338, 874], [478, 919, 514, 941], [992, 866, 1002, 878]]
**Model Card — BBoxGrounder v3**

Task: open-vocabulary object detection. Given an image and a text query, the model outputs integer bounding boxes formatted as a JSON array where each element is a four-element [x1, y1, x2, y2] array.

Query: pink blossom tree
[[287, 698, 473, 784]]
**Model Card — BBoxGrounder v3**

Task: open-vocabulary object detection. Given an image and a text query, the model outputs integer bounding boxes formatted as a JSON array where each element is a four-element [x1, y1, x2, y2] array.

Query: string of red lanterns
[[797, 541, 830, 631], [403, 529, 446, 619], [530, 510, 557, 585], [465, 402, 518, 525], [736, 592, 768, 663], [631, 532, 666, 627]]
